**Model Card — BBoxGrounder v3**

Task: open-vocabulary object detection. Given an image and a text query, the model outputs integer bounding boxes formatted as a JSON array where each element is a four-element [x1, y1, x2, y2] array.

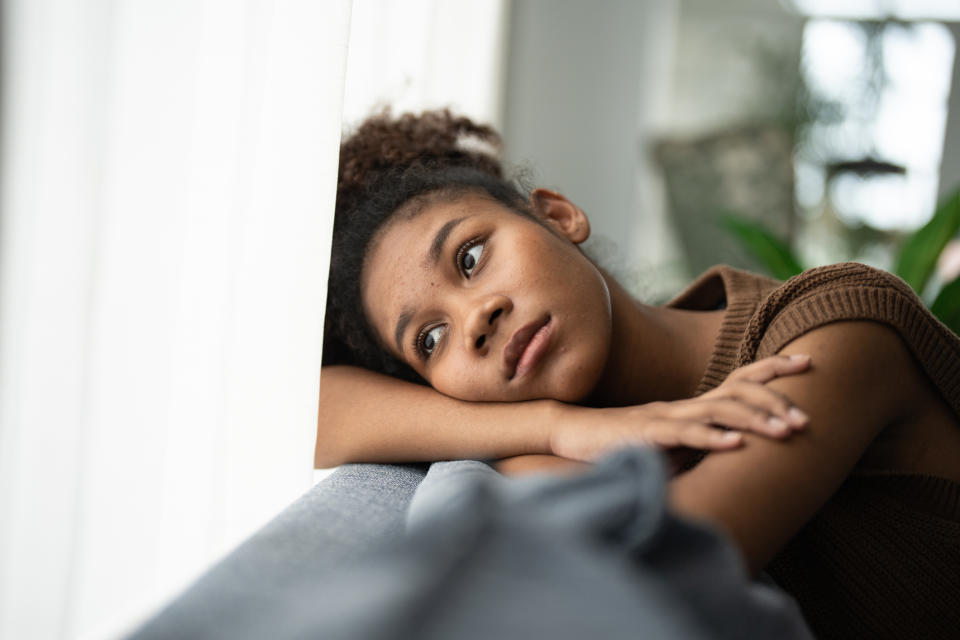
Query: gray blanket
[[130, 449, 812, 639]]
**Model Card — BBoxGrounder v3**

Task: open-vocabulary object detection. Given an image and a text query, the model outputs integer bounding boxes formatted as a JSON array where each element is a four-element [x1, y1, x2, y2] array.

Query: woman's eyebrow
[[424, 216, 468, 267]]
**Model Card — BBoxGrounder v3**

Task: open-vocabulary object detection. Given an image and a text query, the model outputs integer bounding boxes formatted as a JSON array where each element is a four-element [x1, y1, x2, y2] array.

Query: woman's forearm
[[317, 356, 813, 468], [316, 365, 560, 467]]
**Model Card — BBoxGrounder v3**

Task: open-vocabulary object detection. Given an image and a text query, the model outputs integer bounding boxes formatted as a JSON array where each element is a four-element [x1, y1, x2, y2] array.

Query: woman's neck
[[586, 271, 725, 407]]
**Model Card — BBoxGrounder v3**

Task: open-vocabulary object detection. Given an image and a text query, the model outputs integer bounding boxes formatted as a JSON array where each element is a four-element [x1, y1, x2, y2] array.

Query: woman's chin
[[551, 380, 601, 404], [537, 364, 606, 404]]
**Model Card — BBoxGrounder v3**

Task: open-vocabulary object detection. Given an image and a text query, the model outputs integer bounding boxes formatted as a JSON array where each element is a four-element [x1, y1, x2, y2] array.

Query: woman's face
[[362, 190, 613, 402]]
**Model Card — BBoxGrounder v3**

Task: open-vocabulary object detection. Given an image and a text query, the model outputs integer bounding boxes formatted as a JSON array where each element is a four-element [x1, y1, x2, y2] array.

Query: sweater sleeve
[[742, 262, 960, 418]]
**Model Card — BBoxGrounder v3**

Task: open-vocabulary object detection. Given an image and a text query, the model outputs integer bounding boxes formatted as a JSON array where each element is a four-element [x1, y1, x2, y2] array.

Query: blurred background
[[344, 0, 960, 305]]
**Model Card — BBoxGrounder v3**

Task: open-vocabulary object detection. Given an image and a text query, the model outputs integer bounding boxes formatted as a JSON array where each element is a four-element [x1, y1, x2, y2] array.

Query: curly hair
[[324, 109, 531, 383]]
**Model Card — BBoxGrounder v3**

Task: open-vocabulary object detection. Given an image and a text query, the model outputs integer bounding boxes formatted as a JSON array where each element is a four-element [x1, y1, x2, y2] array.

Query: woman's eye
[[459, 240, 485, 277], [419, 325, 446, 357]]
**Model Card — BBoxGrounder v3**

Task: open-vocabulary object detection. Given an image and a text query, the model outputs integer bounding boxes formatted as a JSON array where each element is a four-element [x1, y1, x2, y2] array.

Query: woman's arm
[[493, 454, 591, 475], [669, 321, 917, 574], [316, 356, 811, 468], [316, 365, 557, 467], [493, 355, 818, 475]]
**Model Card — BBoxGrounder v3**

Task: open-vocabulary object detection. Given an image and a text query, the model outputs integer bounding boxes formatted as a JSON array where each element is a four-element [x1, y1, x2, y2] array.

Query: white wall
[[667, 0, 805, 137], [502, 0, 685, 299], [501, 0, 806, 297]]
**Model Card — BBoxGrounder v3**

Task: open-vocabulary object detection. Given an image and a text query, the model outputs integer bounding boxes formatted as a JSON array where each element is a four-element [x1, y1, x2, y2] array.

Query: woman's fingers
[[667, 397, 799, 438], [693, 355, 812, 438], [709, 380, 809, 431], [555, 359, 813, 461], [727, 354, 811, 384], [648, 420, 743, 450]]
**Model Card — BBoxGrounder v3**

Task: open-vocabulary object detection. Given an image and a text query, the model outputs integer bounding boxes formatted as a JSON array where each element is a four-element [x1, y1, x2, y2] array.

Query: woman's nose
[[464, 295, 511, 354]]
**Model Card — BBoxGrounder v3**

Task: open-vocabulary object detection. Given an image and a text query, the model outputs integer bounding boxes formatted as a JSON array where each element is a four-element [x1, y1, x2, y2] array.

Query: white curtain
[[342, 0, 509, 128], [0, 1, 350, 638]]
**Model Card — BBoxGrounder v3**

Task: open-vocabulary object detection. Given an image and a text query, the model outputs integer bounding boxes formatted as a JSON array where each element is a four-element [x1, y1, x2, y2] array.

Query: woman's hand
[[549, 354, 812, 464]]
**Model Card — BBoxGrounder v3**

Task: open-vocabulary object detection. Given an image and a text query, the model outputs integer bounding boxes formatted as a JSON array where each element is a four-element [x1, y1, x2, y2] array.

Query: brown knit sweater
[[667, 262, 960, 640]]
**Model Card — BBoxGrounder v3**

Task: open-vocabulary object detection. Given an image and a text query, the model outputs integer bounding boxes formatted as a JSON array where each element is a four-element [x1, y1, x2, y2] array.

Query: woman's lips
[[503, 315, 553, 380]]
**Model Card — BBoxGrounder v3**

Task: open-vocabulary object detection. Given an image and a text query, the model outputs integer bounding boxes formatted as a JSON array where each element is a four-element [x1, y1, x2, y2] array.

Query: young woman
[[320, 110, 960, 639]]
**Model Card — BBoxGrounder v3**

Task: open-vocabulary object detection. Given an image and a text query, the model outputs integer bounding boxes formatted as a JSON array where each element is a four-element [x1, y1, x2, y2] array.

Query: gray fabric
[[129, 463, 426, 639], [129, 450, 812, 640], [402, 451, 812, 640]]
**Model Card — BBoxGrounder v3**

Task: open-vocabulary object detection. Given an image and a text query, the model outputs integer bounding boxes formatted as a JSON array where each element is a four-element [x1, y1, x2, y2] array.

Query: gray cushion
[[129, 463, 426, 638], [128, 452, 812, 640]]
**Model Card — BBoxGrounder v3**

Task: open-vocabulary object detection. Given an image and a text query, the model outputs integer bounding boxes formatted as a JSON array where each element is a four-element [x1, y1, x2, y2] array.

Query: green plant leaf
[[720, 213, 805, 281], [894, 188, 960, 295], [930, 274, 960, 336]]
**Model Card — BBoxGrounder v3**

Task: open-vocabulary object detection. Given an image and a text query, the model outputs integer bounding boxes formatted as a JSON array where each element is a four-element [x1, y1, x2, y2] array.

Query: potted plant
[[723, 187, 960, 334]]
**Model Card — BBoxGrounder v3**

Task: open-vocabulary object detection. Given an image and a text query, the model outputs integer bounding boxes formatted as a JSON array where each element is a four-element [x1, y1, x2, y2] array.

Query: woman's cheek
[[432, 363, 490, 402]]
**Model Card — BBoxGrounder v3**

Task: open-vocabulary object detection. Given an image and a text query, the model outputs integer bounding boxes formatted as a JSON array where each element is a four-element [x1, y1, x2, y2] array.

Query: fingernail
[[721, 431, 742, 442], [789, 354, 811, 363], [767, 416, 789, 434], [788, 407, 809, 427]]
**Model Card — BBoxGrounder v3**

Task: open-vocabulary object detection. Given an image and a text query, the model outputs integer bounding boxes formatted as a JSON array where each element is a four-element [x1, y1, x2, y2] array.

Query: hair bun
[[338, 109, 504, 200]]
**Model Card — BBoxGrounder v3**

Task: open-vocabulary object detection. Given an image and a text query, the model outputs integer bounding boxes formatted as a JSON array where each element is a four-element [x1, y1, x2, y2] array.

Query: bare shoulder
[[776, 320, 918, 416], [670, 320, 917, 573], [784, 317, 913, 363]]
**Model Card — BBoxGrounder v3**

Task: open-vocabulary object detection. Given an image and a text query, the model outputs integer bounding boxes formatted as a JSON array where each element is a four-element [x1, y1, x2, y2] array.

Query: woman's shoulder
[[748, 262, 941, 358], [768, 261, 915, 306], [744, 262, 960, 418], [668, 262, 908, 314], [683, 262, 934, 395]]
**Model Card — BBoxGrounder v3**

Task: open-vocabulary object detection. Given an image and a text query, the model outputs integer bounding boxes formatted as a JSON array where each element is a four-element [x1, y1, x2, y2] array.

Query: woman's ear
[[529, 188, 591, 244]]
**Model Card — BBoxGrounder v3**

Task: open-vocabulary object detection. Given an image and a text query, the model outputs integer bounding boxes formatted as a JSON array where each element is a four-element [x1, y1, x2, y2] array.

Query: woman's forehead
[[394, 191, 502, 225], [368, 201, 470, 270], [366, 193, 508, 270]]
